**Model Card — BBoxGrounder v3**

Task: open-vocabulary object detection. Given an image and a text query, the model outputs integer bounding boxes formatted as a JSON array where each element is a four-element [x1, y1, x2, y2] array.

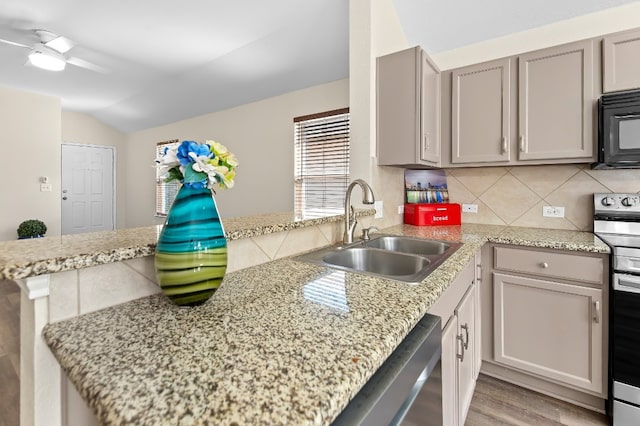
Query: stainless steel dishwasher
[[333, 313, 442, 426]]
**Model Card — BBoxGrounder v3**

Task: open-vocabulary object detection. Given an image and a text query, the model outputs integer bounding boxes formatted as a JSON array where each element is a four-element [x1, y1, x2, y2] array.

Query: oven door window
[[613, 286, 640, 388]]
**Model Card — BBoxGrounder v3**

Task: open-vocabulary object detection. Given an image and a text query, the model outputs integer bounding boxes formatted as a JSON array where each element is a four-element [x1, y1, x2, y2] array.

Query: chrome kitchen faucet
[[343, 179, 375, 244]]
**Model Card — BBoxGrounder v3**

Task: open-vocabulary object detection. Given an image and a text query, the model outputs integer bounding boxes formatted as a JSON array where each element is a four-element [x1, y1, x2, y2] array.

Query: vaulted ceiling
[[0, 0, 636, 133]]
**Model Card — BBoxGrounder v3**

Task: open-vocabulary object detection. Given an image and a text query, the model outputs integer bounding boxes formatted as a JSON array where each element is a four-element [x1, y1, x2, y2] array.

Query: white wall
[[432, 2, 640, 70], [0, 86, 61, 241], [348, 0, 410, 226], [124, 78, 349, 227], [61, 112, 127, 229]]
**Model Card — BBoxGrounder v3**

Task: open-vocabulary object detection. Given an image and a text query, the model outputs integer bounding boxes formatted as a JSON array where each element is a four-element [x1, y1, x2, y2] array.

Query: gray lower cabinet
[[445, 39, 595, 166], [480, 244, 609, 410], [493, 272, 604, 393], [428, 254, 480, 426], [603, 28, 640, 93], [377, 46, 441, 167]]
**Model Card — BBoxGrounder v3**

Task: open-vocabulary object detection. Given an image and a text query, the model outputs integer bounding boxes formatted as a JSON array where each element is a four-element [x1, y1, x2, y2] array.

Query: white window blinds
[[155, 139, 180, 216], [294, 108, 350, 219]]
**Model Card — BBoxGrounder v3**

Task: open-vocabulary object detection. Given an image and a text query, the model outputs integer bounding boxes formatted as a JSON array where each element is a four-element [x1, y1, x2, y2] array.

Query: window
[[294, 108, 350, 219], [156, 139, 180, 216]]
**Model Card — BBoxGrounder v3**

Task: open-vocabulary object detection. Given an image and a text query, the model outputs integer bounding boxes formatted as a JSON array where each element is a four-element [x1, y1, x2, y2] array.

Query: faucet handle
[[361, 226, 379, 241]]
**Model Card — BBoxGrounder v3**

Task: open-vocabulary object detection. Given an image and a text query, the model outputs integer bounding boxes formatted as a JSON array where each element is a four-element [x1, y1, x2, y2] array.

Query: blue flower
[[176, 140, 211, 166]]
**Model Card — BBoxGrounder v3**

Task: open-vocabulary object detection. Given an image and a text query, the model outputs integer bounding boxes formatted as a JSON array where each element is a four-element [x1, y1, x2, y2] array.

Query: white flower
[[157, 148, 181, 176], [189, 152, 212, 172]]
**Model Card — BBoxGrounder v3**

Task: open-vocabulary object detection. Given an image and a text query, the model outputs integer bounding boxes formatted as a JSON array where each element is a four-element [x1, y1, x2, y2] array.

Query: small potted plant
[[17, 219, 47, 239]]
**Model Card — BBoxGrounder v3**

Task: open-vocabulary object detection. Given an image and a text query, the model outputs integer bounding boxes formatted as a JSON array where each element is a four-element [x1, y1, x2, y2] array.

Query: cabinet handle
[[461, 323, 469, 349], [519, 135, 525, 152], [456, 334, 465, 362], [476, 264, 482, 282], [593, 301, 600, 323], [501, 137, 507, 154], [540, 262, 549, 269], [423, 133, 430, 153]]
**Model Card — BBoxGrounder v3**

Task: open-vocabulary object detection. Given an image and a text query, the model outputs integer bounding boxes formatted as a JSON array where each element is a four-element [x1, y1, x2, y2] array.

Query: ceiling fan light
[[28, 48, 66, 71]]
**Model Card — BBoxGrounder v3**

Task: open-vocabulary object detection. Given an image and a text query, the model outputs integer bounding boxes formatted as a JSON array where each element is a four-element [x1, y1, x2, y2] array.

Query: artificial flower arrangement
[[157, 140, 238, 191]]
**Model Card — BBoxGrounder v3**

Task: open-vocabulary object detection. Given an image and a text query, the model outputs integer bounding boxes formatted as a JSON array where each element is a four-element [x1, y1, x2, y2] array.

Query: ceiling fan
[[0, 29, 106, 73]]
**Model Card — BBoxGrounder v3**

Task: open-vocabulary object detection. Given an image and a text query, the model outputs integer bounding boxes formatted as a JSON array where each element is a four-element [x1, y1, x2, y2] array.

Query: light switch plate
[[374, 201, 383, 219]]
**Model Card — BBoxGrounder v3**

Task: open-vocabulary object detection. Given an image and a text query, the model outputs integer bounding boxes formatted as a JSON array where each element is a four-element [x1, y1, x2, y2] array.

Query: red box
[[404, 203, 461, 226]]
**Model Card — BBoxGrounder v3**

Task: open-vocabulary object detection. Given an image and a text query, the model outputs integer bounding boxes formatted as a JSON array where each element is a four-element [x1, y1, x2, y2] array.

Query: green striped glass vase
[[154, 183, 227, 306]]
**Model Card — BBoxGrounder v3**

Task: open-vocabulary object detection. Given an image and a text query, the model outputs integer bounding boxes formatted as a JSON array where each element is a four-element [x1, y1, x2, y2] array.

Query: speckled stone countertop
[[42, 224, 609, 425], [0, 210, 374, 281]]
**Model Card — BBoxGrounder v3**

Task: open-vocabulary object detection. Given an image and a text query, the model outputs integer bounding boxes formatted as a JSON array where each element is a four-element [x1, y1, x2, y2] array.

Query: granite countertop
[[42, 224, 609, 425], [0, 210, 374, 281]]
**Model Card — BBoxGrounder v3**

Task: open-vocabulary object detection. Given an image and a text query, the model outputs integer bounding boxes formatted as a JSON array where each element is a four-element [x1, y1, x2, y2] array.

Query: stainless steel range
[[594, 192, 640, 425]]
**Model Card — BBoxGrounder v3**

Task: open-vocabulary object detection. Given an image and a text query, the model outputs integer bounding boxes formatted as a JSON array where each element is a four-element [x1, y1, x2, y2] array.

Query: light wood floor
[[0, 281, 20, 426], [0, 281, 611, 426], [466, 374, 609, 426]]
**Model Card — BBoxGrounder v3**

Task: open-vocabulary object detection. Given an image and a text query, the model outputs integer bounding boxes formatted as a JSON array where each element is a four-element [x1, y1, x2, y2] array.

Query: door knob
[[62, 196, 68, 200]]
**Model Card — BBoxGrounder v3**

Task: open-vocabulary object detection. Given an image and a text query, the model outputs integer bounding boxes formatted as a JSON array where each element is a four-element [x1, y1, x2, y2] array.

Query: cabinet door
[[377, 46, 440, 167], [603, 28, 640, 93], [518, 40, 594, 160], [441, 315, 459, 426], [456, 285, 476, 425], [451, 58, 511, 164], [420, 51, 441, 164], [377, 47, 420, 166], [493, 272, 604, 394]]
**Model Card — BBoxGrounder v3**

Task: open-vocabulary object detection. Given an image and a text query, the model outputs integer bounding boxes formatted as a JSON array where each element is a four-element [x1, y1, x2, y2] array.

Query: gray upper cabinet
[[377, 46, 441, 167], [451, 58, 511, 164], [445, 40, 595, 167], [518, 40, 594, 160], [603, 28, 640, 93]]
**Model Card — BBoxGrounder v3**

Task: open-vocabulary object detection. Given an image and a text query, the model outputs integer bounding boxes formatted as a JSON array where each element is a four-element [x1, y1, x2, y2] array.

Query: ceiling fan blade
[[0, 37, 30, 49], [32, 30, 75, 53], [67, 56, 109, 74], [45, 36, 75, 54]]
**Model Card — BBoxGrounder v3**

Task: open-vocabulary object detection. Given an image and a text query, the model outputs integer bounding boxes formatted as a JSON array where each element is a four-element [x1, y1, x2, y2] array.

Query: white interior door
[[61, 144, 115, 235]]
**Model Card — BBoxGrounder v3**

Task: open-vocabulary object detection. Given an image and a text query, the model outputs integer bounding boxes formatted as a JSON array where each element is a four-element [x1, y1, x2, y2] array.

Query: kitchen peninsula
[[2, 214, 609, 425]]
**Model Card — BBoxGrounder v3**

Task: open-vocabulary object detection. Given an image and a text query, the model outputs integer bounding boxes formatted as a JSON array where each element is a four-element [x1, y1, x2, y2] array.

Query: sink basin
[[322, 247, 430, 277], [294, 234, 462, 283], [364, 235, 450, 255]]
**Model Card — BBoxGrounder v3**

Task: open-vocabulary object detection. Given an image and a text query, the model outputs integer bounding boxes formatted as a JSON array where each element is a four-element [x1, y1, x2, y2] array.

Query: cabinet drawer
[[494, 246, 604, 285]]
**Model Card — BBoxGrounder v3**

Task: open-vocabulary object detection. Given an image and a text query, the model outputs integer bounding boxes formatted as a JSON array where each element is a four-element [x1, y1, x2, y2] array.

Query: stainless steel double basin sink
[[294, 234, 462, 283]]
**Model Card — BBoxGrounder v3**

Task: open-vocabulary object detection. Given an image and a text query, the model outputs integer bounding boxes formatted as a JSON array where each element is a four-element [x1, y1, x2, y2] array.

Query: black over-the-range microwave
[[593, 89, 640, 169]]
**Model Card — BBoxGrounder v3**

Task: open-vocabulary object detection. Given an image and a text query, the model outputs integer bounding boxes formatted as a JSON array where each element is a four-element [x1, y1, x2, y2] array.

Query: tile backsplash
[[446, 164, 640, 231]]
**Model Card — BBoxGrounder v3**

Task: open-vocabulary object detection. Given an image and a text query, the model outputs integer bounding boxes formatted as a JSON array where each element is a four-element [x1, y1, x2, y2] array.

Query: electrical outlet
[[374, 200, 383, 219], [398, 205, 404, 215], [40, 184, 52, 192], [542, 206, 565, 218], [462, 204, 478, 213]]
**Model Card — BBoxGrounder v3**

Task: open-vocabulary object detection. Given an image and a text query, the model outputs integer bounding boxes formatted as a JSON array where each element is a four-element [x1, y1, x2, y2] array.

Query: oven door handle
[[614, 274, 640, 294], [615, 256, 640, 273]]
